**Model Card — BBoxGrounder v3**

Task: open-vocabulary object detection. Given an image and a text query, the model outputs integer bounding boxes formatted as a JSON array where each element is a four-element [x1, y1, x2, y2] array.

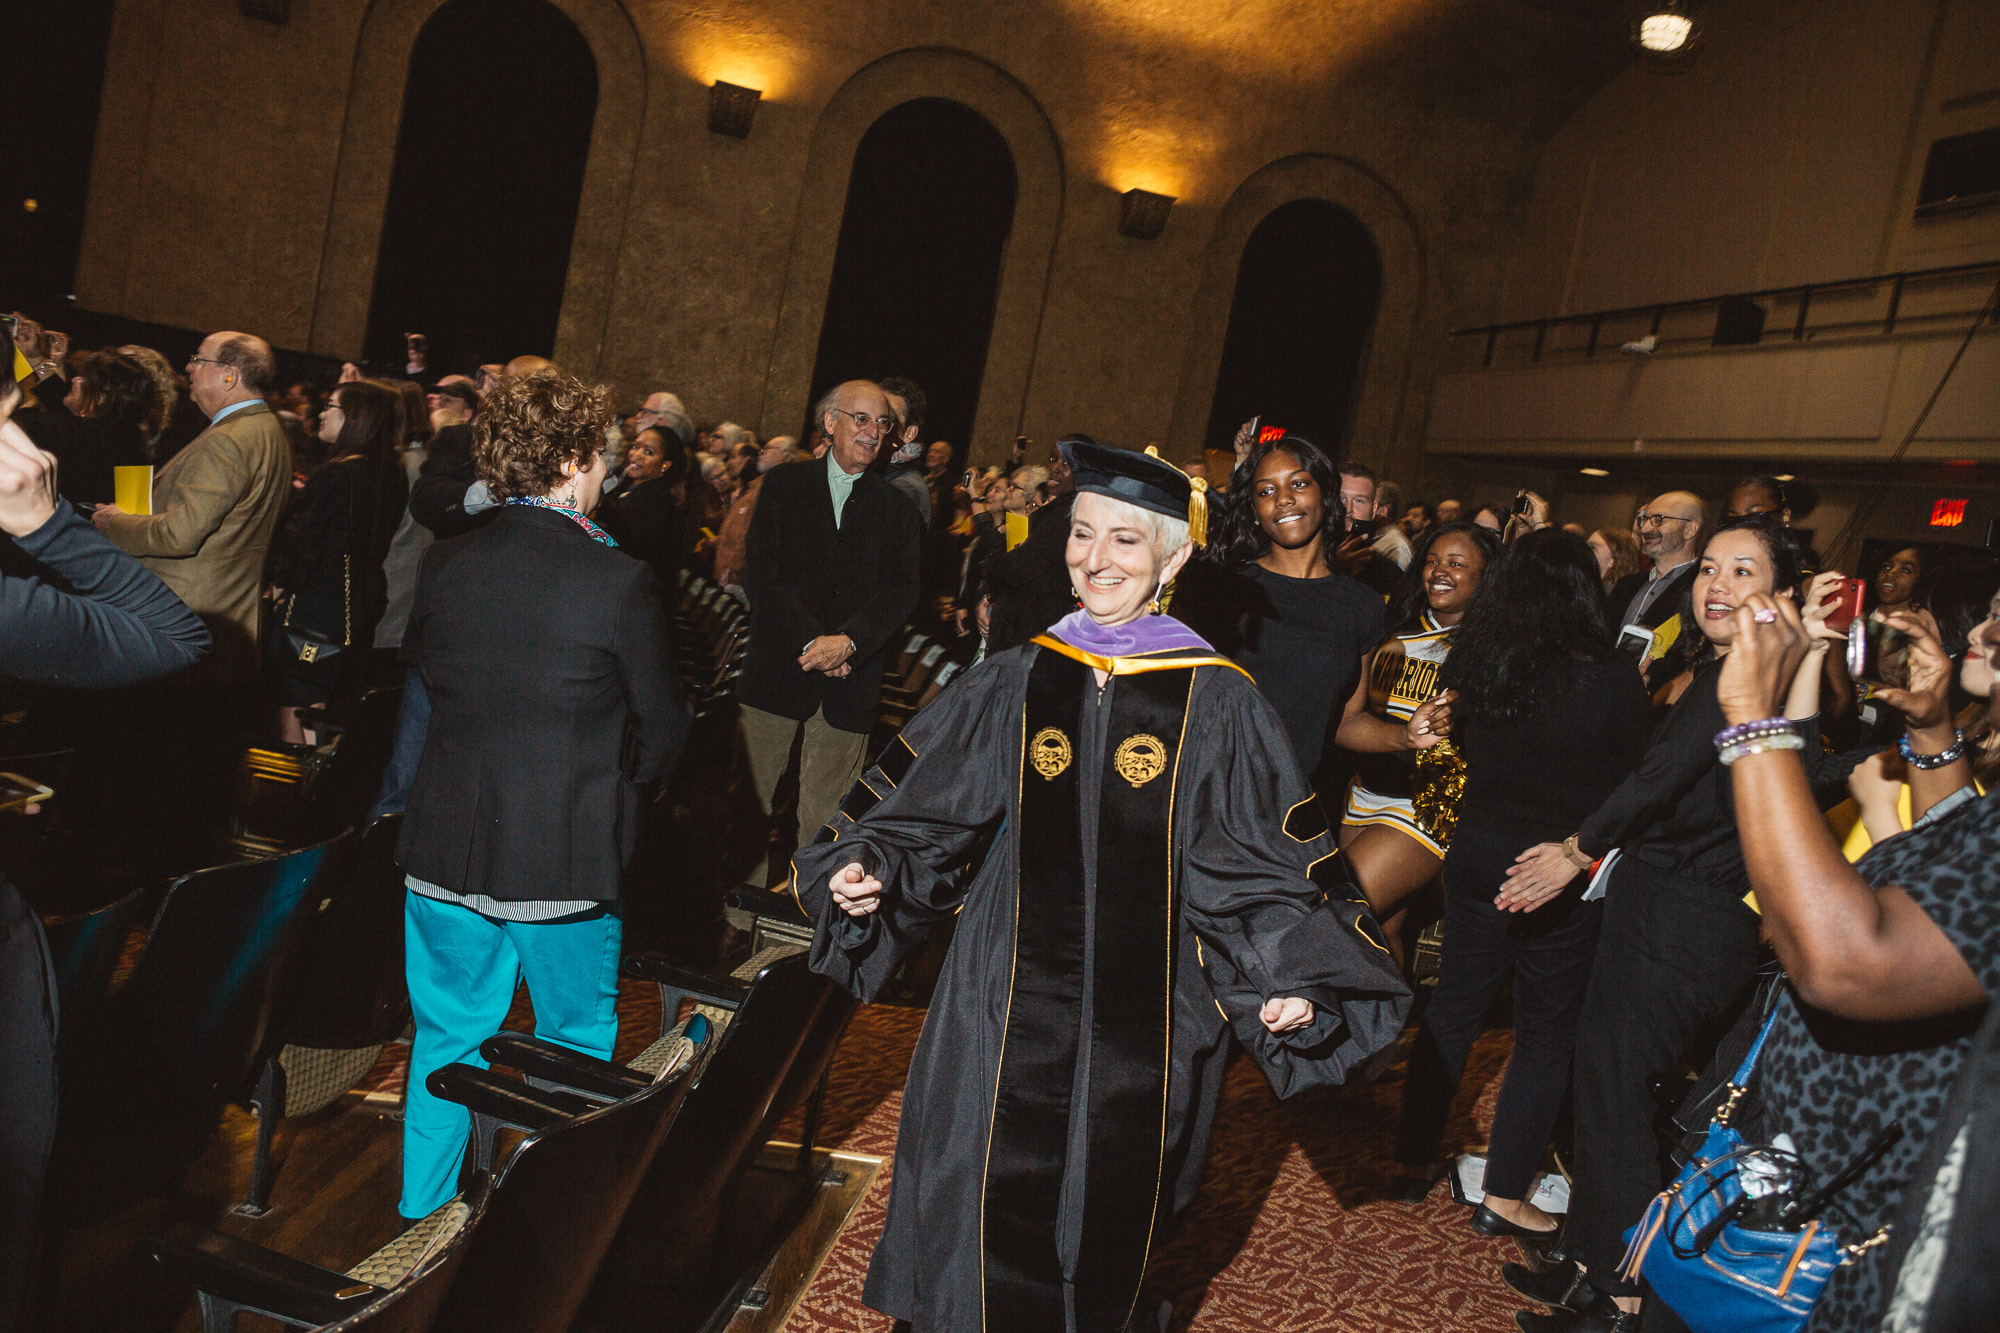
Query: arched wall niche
[[760, 48, 1064, 452], [309, 0, 646, 373], [1168, 155, 1428, 472]]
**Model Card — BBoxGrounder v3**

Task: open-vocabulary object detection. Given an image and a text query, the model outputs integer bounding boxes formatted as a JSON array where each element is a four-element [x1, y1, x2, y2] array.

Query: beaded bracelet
[[1719, 731, 1807, 766], [1899, 729, 1966, 771], [1714, 717, 1795, 751]]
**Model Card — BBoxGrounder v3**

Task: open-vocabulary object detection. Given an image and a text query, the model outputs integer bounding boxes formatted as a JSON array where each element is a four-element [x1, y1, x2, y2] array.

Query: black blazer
[[398, 504, 691, 904], [740, 458, 921, 734], [1609, 561, 1698, 630]]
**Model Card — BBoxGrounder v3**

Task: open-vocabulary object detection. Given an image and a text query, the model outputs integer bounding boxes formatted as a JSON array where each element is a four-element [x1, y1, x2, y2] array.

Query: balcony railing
[[1449, 260, 2000, 372]]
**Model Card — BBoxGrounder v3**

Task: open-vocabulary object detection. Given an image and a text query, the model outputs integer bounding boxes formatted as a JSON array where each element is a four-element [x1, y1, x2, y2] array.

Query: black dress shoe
[[1515, 1294, 1640, 1333], [1470, 1202, 1564, 1241], [1502, 1258, 1598, 1313]]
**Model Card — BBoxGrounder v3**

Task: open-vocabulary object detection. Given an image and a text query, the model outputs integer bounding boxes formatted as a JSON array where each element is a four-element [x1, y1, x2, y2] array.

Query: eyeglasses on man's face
[[1633, 511, 1695, 530], [829, 408, 893, 433], [186, 356, 226, 371]]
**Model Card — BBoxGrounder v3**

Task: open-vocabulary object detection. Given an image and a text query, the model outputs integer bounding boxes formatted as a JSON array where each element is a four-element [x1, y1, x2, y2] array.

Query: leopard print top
[[1758, 788, 2000, 1333]]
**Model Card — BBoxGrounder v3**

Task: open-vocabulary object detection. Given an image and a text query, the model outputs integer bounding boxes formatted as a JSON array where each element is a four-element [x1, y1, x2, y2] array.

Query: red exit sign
[[1930, 498, 1967, 528]]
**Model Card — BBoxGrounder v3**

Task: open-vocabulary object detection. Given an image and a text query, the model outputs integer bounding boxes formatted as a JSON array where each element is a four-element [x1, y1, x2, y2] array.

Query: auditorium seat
[[231, 689, 403, 856], [153, 1041, 702, 1333], [150, 1176, 489, 1333], [236, 815, 415, 1216], [583, 944, 857, 1329], [46, 835, 362, 1232]]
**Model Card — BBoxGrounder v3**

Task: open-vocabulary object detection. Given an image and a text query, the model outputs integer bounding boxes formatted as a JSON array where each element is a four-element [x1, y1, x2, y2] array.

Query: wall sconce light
[[1118, 189, 1176, 240], [708, 82, 762, 139]]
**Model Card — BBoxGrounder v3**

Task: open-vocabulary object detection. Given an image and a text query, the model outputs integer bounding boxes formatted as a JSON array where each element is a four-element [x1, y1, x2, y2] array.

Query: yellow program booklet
[[114, 465, 154, 515]]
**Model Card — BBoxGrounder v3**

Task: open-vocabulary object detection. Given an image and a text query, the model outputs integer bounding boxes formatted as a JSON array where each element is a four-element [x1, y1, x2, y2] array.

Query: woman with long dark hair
[[1332, 520, 1502, 928], [1180, 433, 1386, 779], [1500, 513, 1848, 1332], [599, 425, 694, 589], [265, 379, 408, 739], [1389, 530, 1652, 1233]]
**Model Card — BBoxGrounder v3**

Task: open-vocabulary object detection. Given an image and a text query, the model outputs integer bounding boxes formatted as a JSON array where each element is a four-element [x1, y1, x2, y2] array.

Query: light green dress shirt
[[827, 450, 860, 529]]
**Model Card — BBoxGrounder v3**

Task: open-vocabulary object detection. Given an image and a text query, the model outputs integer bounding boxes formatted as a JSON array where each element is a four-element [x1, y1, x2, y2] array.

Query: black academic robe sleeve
[[1178, 670, 1411, 1096], [793, 655, 1015, 1000]]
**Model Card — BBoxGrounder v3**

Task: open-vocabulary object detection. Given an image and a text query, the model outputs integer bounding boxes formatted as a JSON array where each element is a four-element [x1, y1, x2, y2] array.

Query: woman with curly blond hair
[[394, 369, 691, 1223]]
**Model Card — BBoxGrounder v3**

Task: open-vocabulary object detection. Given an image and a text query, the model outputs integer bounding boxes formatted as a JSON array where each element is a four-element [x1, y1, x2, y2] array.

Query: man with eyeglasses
[[1611, 489, 1705, 629], [735, 379, 921, 891], [90, 329, 294, 877]]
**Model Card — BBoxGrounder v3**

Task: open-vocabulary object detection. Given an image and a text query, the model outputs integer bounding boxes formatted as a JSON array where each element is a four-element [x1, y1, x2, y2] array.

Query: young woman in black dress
[[1184, 433, 1386, 781]]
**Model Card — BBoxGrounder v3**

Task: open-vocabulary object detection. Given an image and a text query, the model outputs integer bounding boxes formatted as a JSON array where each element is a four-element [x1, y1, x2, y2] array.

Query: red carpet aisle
[[783, 1006, 1527, 1333]]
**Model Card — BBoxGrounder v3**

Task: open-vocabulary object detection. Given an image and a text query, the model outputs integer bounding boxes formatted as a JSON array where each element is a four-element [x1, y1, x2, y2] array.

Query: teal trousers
[[399, 890, 621, 1219]]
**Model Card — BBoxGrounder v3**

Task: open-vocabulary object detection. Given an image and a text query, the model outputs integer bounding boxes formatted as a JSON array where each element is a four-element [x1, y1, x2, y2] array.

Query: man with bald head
[[93, 329, 294, 872], [1611, 488, 1705, 629], [96, 330, 291, 679], [736, 379, 921, 888]]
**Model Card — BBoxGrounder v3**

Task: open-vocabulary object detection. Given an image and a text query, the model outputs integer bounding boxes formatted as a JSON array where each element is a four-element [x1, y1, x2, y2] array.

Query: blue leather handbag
[[1618, 1010, 1885, 1333]]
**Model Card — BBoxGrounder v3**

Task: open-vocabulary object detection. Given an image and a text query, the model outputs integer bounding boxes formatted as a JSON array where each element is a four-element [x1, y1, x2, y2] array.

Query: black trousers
[[1569, 855, 1762, 1292], [1395, 824, 1603, 1199]]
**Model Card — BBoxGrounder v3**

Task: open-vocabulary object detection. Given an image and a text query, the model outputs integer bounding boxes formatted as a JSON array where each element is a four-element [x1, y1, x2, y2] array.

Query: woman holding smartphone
[[1499, 514, 1852, 1333]]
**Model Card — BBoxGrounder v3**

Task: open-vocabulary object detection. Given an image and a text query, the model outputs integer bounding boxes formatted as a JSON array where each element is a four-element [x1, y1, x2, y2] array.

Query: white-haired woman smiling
[[790, 441, 1410, 1333]]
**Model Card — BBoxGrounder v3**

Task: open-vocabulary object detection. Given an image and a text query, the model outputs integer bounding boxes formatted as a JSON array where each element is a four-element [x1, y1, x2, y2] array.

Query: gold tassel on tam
[[1142, 445, 1208, 547], [1411, 738, 1466, 847]]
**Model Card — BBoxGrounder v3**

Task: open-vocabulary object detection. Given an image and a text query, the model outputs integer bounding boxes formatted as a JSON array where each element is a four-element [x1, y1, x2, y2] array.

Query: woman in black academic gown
[[793, 442, 1411, 1333]]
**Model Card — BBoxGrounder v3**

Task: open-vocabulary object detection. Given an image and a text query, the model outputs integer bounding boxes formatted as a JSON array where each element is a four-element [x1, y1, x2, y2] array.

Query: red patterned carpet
[[783, 1005, 1530, 1333], [350, 976, 1532, 1332]]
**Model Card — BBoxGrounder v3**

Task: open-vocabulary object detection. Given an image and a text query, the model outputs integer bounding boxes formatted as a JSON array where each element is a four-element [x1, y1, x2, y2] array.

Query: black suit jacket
[[398, 505, 691, 903], [1610, 561, 1699, 630], [740, 458, 922, 733]]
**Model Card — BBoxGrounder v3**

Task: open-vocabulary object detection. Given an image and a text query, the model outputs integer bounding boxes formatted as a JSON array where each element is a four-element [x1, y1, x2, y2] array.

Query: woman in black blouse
[[265, 379, 408, 738], [597, 425, 692, 589], [1389, 531, 1651, 1234], [1502, 513, 1850, 1333], [1180, 432, 1386, 781]]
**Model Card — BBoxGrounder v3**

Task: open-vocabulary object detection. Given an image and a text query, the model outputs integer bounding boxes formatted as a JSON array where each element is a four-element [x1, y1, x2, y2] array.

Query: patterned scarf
[[506, 495, 618, 548]]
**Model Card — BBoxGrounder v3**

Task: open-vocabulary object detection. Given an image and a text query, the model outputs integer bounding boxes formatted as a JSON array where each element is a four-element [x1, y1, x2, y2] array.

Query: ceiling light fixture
[[1632, 3, 1699, 62], [1579, 467, 1611, 477]]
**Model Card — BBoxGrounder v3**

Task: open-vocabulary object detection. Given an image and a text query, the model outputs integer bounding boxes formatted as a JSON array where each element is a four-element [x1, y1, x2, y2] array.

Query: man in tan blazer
[[95, 330, 292, 683], [90, 330, 291, 876]]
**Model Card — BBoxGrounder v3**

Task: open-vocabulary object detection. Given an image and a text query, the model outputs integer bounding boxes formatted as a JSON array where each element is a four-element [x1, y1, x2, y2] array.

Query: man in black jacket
[[1609, 490, 1703, 627], [739, 380, 920, 887]]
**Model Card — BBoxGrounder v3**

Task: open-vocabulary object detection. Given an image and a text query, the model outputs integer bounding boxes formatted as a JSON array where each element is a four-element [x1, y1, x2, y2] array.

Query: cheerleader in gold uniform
[[1335, 522, 1501, 923]]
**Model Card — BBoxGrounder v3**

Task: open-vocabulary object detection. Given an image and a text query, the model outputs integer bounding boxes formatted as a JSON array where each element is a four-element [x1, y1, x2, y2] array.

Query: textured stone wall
[[76, 0, 1630, 469]]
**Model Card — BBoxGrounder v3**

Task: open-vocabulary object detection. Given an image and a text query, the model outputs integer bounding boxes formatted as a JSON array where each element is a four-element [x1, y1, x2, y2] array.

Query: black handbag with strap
[[270, 467, 362, 691]]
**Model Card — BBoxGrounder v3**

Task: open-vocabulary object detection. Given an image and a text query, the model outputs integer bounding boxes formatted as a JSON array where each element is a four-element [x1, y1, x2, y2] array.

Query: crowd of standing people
[[4, 305, 1998, 1333]]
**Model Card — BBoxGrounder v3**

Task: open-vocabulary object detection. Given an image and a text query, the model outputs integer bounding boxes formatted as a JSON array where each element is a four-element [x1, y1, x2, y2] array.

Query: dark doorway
[[364, 0, 597, 374], [5, 1, 117, 310], [1203, 199, 1383, 456], [808, 99, 1018, 454]]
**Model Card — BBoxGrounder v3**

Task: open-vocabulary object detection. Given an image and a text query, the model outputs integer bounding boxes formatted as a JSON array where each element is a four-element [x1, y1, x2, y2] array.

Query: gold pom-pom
[[1411, 738, 1466, 847]]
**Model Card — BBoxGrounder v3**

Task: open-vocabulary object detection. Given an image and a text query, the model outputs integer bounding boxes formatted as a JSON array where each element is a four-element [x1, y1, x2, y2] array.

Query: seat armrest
[[150, 1222, 371, 1328], [480, 1032, 649, 1102], [620, 952, 749, 1009], [425, 1063, 595, 1132], [724, 887, 811, 926]]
